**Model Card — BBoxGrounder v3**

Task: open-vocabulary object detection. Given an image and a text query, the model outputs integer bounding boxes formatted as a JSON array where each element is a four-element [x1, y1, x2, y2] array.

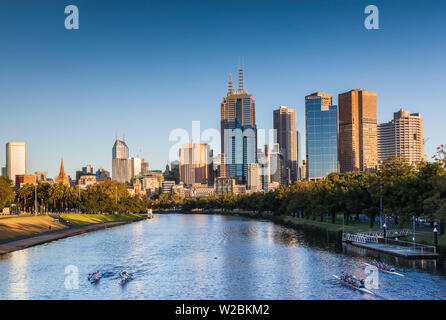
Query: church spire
[[56, 158, 69, 186], [59, 159, 65, 176]]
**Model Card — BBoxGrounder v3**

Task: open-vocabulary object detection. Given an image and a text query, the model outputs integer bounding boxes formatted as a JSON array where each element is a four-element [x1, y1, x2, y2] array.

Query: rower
[[359, 279, 365, 288]]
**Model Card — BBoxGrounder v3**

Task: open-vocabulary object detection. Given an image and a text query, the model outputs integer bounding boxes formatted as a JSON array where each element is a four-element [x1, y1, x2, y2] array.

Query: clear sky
[[1, 0, 445, 178]]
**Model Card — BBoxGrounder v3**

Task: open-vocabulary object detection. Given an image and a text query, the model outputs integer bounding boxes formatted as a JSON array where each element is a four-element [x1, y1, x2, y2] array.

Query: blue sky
[[0, 0, 445, 177]]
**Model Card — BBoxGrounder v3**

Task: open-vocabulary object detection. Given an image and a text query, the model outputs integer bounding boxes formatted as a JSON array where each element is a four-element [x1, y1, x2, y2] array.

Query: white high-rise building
[[378, 109, 425, 165], [130, 156, 142, 178], [6, 142, 27, 183]]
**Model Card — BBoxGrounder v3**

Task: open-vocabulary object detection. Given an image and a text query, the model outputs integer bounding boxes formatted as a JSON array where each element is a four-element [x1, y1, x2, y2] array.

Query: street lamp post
[[383, 221, 387, 244], [434, 221, 439, 254], [34, 184, 38, 216], [412, 215, 416, 249], [434, 227, 438, 254], [115, 186, 118, 214], [379, 183, 383, 229]]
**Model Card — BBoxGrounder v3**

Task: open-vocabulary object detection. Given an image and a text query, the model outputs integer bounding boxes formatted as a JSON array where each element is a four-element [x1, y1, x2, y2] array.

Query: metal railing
[[358, 229, 412, 238], [376, 237, 436, 254], [342, 233, 379, 244]]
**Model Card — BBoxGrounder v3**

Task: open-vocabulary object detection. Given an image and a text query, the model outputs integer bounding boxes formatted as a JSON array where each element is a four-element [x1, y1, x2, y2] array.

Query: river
[[0, 214, 445, 300]]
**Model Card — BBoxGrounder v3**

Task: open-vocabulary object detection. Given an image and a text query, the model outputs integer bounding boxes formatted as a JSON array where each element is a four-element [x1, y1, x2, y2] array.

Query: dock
[[342, 232, 438, 259]]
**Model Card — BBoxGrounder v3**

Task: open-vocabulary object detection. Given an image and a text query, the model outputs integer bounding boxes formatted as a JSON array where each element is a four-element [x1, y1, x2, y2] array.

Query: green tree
[[0, 177, 14, 211]]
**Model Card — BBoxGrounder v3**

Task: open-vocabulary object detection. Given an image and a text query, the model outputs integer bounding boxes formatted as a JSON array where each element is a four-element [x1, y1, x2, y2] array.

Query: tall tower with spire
[[220, 63, 257, 185], [56, 159, 70, 186]]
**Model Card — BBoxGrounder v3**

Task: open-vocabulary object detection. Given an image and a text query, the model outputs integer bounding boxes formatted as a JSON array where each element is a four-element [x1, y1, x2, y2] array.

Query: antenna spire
[[238, 57, 244, 90], [228, 73, 234, 95]]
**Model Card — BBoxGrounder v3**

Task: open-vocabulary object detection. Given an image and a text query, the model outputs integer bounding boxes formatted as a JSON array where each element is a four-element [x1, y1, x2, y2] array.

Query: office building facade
[[338, 89, 378, 172], [378, 108, 425, 164], [179, 143, 212, 185], [247, 163, 262, 192], [6, 142, 27, 183], [112, 139, 130, 183], [273, 106, 298, 184], [220, 68, 257, 185], [305, 92, 338, 179]]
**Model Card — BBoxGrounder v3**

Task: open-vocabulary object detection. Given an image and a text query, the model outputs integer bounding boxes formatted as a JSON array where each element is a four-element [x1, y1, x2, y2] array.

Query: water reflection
[[0, 214, 445, 300], [8, 250, 29, 299]]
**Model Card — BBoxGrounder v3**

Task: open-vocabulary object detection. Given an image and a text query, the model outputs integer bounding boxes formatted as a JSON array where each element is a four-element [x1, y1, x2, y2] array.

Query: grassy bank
[[60, 213, 143, 226], [0, 213, 143, 241], [401, 232, 446, 247], [276, 215, 380, 234], [0, 216, 67, 241]]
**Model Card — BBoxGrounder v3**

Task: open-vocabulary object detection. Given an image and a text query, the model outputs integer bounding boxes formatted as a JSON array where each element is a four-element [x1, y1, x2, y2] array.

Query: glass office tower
[[220, 69, 257, 185], [305, 92, 338, 179]]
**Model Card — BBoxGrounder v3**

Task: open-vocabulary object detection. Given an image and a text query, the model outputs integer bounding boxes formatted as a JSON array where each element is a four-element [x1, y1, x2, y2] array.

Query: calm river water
[[0, 214, 445, 300]]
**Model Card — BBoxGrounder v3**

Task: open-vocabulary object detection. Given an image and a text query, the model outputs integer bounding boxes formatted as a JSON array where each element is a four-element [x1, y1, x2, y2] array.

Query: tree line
[[2, 180, 150, 214], [181, 149, 446, 235]]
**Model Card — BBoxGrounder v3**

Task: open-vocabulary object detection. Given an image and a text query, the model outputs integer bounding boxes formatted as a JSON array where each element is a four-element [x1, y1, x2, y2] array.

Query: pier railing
[[358, 229, 412, 238], [376, 237, 436, 254], [342, 233, 378, 244]]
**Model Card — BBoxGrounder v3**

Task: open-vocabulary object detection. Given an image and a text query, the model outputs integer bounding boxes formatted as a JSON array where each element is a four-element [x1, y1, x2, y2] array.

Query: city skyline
[[1, 0, 444, 177]]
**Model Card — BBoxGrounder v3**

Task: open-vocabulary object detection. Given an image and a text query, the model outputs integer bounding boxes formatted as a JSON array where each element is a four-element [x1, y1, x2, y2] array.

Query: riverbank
[[185, 209, 377, 234], [181, 209, 446, 255], [0, 216, 68, 241], [0, 213, 145, 255]]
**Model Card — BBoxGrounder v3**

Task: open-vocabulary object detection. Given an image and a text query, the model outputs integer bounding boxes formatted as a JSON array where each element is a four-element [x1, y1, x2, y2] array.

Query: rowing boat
[[365, 263, 404, 277], [89, 274, 101, 283], [332, 275, 374, 295], [88, 271, 102, 283], [120, 273, 132, 285]]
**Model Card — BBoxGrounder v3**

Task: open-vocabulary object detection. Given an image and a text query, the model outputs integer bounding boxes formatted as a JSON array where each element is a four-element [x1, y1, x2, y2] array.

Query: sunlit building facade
[[112, 139, 130, 183], [6, 142, 27, 183], [220, 68, 257, 185], [179, 143, 212, 185], [378, 108, 425, 165], [338, 89, 378, 173], [305, 92, 338, 180], [273, 106, 298, 185]]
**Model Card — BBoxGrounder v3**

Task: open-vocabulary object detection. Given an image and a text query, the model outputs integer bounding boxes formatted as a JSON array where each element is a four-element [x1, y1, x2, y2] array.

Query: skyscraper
[[273, 106, 298, 185], [297, 130, 302, 180], [130, 156, 142, 178], [112, 139, 130, 183], [179, 143, 212, 185], [6, 142, 27, 183], [220, 67, 257, 185], [378, 108, 425, 164], [247, 163, 261, 192], [305, 92, 338, 180], [338, 89, 378, 173], [260, 143, 283, 187]]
